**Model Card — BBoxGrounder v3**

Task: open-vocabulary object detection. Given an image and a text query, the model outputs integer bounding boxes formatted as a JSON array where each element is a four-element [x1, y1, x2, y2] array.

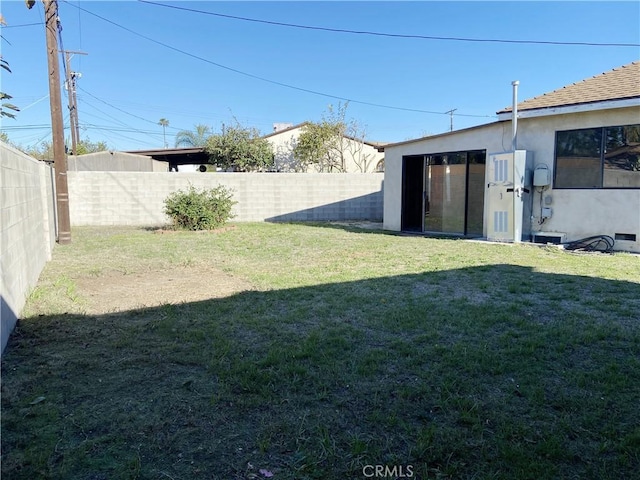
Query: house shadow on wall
[[265, 191, 383, 223], [2, 264, 639, 479]]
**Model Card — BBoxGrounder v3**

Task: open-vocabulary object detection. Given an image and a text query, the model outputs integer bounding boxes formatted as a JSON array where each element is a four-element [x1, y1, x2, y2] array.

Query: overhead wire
[[1, 124, 52, 131], [79, 93, 169, 145], [81, 96, 162, 132], [31, 127, 53, 147], [78, 86, 183, 130], [81, 99, 145, 130], [82, 123, 163, 136], [0, 23, 44, 28], [20, 94, 50, 111], [138, 0, 640, 48], [85, 128, 151, 148], [62, 0, 495, 119]]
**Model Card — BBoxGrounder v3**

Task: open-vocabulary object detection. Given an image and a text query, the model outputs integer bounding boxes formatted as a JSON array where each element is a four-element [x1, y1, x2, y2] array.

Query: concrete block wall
[[68, 172, 384, 226], [1, 142, 56, 353], [68, 151, 167, 172]]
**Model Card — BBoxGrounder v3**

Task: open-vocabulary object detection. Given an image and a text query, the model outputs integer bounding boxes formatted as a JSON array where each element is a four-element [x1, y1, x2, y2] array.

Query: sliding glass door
[[402, 150, 486, 236]]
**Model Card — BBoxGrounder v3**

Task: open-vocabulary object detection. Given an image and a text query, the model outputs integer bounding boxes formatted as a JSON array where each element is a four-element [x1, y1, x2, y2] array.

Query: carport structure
[[127, 147, 209, 171]]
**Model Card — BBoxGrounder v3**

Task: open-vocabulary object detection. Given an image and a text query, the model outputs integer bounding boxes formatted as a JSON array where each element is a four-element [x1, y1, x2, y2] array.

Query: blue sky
[[1, 1, 639, 151]]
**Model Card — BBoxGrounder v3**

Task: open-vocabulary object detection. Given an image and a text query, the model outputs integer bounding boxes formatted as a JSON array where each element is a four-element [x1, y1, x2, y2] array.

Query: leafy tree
[[205, 122, 274, 172], [22, 137, 109, 160], [347, 122, 377, 173], [293, 103, 375, 172], [294, 118, 344, 172], [175, 124, 212, 148], [75, 138, 108, 155], [23, 141, 54, 160]]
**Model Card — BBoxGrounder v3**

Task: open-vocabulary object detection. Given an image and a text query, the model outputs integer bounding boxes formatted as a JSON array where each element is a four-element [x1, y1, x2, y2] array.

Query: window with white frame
[[554, 124, 640, 189]]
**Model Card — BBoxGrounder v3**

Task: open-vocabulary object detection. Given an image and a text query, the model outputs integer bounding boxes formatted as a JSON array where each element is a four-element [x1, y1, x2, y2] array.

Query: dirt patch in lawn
[[76, 267, 253, 314]]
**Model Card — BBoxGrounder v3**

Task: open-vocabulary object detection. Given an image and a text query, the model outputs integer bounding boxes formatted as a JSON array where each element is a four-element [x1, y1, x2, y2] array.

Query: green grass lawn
[[2, 223, 639, 479]]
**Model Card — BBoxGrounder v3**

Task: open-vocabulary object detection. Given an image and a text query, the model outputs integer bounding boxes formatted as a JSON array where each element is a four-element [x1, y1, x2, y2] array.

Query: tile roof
[[498, 61, 640, 114]]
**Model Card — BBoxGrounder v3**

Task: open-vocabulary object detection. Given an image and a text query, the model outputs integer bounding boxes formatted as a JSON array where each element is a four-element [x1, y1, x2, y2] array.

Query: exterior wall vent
[[615, 233, 637, 242], [533, 232, 566, 245]]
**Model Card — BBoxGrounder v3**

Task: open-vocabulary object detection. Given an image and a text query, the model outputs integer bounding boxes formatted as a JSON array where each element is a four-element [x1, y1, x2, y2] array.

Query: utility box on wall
[[486, 150, 533, 243]]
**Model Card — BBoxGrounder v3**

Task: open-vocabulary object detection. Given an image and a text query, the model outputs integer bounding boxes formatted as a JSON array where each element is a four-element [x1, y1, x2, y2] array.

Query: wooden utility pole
[[445, 108, 457, 132], [43, 0, 71, 243], [62, 50, 87, 155]]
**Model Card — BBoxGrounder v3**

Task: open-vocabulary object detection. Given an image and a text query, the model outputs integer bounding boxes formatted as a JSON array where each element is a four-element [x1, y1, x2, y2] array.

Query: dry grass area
[[2, 223, 639, 480], [76, 266, 252, 314]]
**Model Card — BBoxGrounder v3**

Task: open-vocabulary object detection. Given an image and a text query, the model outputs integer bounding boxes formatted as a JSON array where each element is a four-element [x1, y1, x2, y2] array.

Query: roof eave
[[126, 147, 206, 155], [380, 120, 503, 151], [497, 97, 640, 121], [261, 122, 308, 139]]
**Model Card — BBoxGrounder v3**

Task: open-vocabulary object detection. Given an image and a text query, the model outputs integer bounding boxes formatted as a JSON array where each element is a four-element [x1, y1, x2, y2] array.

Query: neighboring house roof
[[262, 122, 385, 150], [498, 61, 640, 114], [126, 147, 208, 165], [128, 147, 205, 155], [261, 122, 309, 139]]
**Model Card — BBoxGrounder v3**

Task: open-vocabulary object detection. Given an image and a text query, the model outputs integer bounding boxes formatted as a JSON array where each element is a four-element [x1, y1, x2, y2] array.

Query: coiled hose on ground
[[562, 235, 615, 254]]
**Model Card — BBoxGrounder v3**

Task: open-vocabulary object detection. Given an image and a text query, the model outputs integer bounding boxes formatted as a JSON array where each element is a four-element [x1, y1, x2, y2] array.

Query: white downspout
[[512, 80, 519, 152], [512, 80, 520, 242]]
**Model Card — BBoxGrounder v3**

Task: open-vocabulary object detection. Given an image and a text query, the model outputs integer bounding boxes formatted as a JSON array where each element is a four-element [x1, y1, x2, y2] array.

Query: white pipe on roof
[[512, 80, 519, 151]]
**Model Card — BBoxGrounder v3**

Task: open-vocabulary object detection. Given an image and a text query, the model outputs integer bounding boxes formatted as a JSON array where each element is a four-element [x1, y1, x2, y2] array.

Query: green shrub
[[164, 185, 236, 231]]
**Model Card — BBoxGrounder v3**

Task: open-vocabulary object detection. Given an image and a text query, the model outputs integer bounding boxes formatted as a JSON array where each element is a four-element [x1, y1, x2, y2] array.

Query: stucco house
[[382, 61, 640, 253], [263, 123, 385, 173]]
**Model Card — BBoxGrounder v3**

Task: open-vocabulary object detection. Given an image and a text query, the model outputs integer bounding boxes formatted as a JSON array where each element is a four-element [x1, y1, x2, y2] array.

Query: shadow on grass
[[265, 220, 394, 236], [2, 265, 639, 480], [272, 220, 483, 241]]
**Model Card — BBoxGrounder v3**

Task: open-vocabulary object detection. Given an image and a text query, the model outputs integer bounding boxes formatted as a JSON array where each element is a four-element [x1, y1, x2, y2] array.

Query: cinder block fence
[[1, 144, 56, 353], [67, 171, 384, 226]]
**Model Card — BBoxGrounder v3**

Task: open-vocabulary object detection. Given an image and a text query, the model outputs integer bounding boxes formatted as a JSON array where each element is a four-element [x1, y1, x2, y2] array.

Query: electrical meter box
[[486, 150, 533, 242], [533, 164, 551, 187]]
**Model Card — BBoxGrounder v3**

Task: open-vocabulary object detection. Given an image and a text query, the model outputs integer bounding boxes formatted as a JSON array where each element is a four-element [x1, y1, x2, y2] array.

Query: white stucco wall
[[383, 106, 640, 252], [265, 126, 384, 173], [267, 127, 300, 172]]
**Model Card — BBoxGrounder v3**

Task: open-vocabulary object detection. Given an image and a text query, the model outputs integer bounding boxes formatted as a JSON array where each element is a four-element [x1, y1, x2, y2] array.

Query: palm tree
[[158, 118, 169, 148], [175, 124, 212, 148]]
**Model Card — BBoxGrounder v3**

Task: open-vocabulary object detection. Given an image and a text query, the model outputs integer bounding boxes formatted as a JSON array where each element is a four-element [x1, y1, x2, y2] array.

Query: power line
[[138, 0, 640, 48], [85, 127, 154, 148], [21, 94, 50, 111], [78, 87, 194, 147], [82, 123, 162, 137], [1, 124, 52, 130], [80, 99, 164, 145], [2, 122, 163, 137], [82, 98, 146, 130], [1, 22, 44, 28], [78, 86, 175, 126], [62, 1, 495, 119]]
